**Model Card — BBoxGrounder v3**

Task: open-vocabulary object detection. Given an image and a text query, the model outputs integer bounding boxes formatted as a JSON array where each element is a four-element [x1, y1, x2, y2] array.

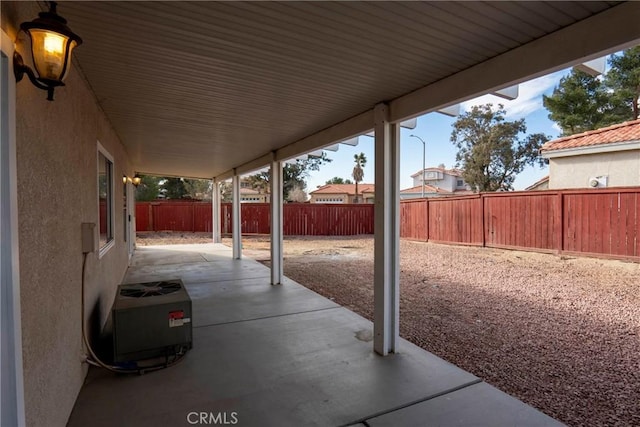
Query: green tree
[[325, 177, 353, 185], [135, 175, 161, 201], [605, 46, 640, 121], [163, 177, 187, 199], [245, 174, 270, 196], [183, 178, 212, 200], [287, 185, 307, 203], [542, 70, 621, 135], [351, 153, 366, 203], [450, 104, 548, 192], [247, 153, 331, 200], [219, 182, 233, 202], [543, 47, 640, 135]]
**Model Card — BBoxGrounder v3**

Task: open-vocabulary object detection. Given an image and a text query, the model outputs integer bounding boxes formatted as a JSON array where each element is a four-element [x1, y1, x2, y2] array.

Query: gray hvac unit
[[112, 279, 192, 363]]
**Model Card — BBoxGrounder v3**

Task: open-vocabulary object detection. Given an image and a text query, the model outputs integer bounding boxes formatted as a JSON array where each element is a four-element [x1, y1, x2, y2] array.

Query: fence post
[[481, 194, 486, 248], [425, 199, 429, 242], [555, 191, 563, 254], [149, 204, 154, 231]]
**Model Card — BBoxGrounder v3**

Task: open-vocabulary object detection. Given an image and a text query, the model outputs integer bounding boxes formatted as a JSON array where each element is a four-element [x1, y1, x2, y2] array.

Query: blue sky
[[305, 69, 571, 192]]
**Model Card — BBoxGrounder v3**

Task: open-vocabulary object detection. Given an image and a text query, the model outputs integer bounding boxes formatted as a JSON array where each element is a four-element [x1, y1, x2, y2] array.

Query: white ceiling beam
[[436, 104, 461, 117], [399, 118, 417, 129], [574, 57, 607, 77], [389, 2, 640, 122], [340, 137, 361, 146], [230, 153, 273, 178], [492, 85, 519, 101]]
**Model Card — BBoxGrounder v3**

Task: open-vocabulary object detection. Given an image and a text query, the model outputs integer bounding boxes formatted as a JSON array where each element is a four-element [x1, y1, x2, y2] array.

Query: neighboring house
[[222, 179, 270, 203], [240, 180, 269, 202], [411, 165, 471, 192], [540, 119, 640, 189], [309, 184, 375, 203], [240, 187, 270, 203], [525, 175, 550, 191], [401, 165, 472, 199]]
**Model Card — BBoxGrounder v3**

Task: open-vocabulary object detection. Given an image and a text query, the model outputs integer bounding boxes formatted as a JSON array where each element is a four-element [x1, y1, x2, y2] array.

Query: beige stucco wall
[[3, 3, 133, 426], [548, 150, 640, 189]]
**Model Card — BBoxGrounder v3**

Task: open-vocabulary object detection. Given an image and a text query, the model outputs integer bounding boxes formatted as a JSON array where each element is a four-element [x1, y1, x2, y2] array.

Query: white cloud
[[461, 70, 567, 119]]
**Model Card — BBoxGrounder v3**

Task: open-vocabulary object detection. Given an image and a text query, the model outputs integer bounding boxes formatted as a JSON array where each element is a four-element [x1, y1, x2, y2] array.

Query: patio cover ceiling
[[59, 1, 640, 180]]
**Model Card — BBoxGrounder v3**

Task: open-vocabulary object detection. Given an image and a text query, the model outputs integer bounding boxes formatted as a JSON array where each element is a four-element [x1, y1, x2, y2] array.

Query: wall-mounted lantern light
[[122, 175, 128, 184], [13, 1, 82, 101], [132, 174, 142, 187]]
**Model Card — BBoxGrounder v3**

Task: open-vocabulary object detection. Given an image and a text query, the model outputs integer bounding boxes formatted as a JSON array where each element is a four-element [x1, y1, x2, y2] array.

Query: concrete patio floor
[[68, 243, 562, 427]]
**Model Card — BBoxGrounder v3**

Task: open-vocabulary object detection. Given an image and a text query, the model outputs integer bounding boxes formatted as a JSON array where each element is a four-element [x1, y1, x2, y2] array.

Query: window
[[97, 143, 114, 255], [316, 197, 343, 203], [457, 179, 464, 186]]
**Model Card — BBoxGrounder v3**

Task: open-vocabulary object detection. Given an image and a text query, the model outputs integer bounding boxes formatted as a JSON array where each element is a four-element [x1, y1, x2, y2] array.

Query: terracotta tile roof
[[410, 167, 463, 178], [310, 183, 374, 195], [541, 119, 640, 152], [525, 175, 549, 190], [240, 188, 262, 195], [400, 185, 450, 194]]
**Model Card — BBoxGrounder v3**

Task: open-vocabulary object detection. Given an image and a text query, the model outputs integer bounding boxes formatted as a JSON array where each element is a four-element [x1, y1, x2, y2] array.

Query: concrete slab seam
[[193, 306, 343, 329], [338, 378, 483, 427]]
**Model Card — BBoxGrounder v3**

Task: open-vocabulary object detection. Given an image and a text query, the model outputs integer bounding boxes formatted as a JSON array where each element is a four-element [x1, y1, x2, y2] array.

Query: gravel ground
[[138, 232, 640, 426]]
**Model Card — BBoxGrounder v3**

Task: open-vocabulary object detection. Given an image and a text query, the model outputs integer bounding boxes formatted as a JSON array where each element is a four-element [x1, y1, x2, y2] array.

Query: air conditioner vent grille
[[119, 281, 182, 298]]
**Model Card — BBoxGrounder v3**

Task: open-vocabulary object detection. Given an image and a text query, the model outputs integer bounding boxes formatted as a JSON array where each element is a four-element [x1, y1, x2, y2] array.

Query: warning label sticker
[[168, 310, 191, 328]]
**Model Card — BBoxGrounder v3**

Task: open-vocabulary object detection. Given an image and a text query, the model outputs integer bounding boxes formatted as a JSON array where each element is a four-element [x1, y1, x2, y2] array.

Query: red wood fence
[[136, 202, 374, 236], [400, 188, 639, 261], [136, 188, 639, 261]]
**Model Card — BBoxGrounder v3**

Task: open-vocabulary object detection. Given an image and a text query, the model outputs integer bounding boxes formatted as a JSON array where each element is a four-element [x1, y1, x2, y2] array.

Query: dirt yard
[[138, 232, 640, 426]]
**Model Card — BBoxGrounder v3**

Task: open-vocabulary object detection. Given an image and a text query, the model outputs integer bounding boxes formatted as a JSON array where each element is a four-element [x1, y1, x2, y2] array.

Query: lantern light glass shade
[[26, 28, 78, 83], [14, 2, 82, 100]]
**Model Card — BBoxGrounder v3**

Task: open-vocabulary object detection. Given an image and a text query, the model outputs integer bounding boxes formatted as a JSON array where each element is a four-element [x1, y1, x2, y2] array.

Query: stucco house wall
[[310, 192, 347, 203], [548, 151, 640, 189], [2, 3, 133, 426], [412, 168, 468, 192]]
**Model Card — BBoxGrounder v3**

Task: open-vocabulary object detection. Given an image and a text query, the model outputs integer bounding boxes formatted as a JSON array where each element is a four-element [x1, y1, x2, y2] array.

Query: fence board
[[152, 202, 194, 231], [194, 204, 212, 232], [428, 196, 482, 245], [135, 203, 151, 231], [400, 200, 428, 240], [564, 191, 639, 258], [484, 193, 557, 251]]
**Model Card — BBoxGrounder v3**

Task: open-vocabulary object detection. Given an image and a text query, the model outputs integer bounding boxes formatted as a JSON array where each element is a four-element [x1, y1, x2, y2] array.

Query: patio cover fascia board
[[214, 1, 640, 182]]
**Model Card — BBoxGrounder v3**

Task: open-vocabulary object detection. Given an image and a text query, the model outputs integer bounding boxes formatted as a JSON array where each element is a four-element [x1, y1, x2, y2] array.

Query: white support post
[[373, 103, 400, 356], [232, 174, 242, 259], [212, 179, 221, 243], [270, 157, 284, 285]]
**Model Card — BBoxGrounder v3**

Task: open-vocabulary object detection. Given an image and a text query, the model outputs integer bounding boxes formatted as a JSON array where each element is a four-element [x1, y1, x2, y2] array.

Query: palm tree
[[352, 152, 367, 203]]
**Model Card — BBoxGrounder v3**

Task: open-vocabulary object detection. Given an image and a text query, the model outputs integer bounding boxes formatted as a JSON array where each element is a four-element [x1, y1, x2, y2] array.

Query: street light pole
[[410, 135, 426, 198]]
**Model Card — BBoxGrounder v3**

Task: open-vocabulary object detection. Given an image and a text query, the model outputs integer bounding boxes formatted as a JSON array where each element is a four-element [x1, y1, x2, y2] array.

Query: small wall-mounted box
[[81, 223, 97, 254], [588, 175, 608, 188]]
